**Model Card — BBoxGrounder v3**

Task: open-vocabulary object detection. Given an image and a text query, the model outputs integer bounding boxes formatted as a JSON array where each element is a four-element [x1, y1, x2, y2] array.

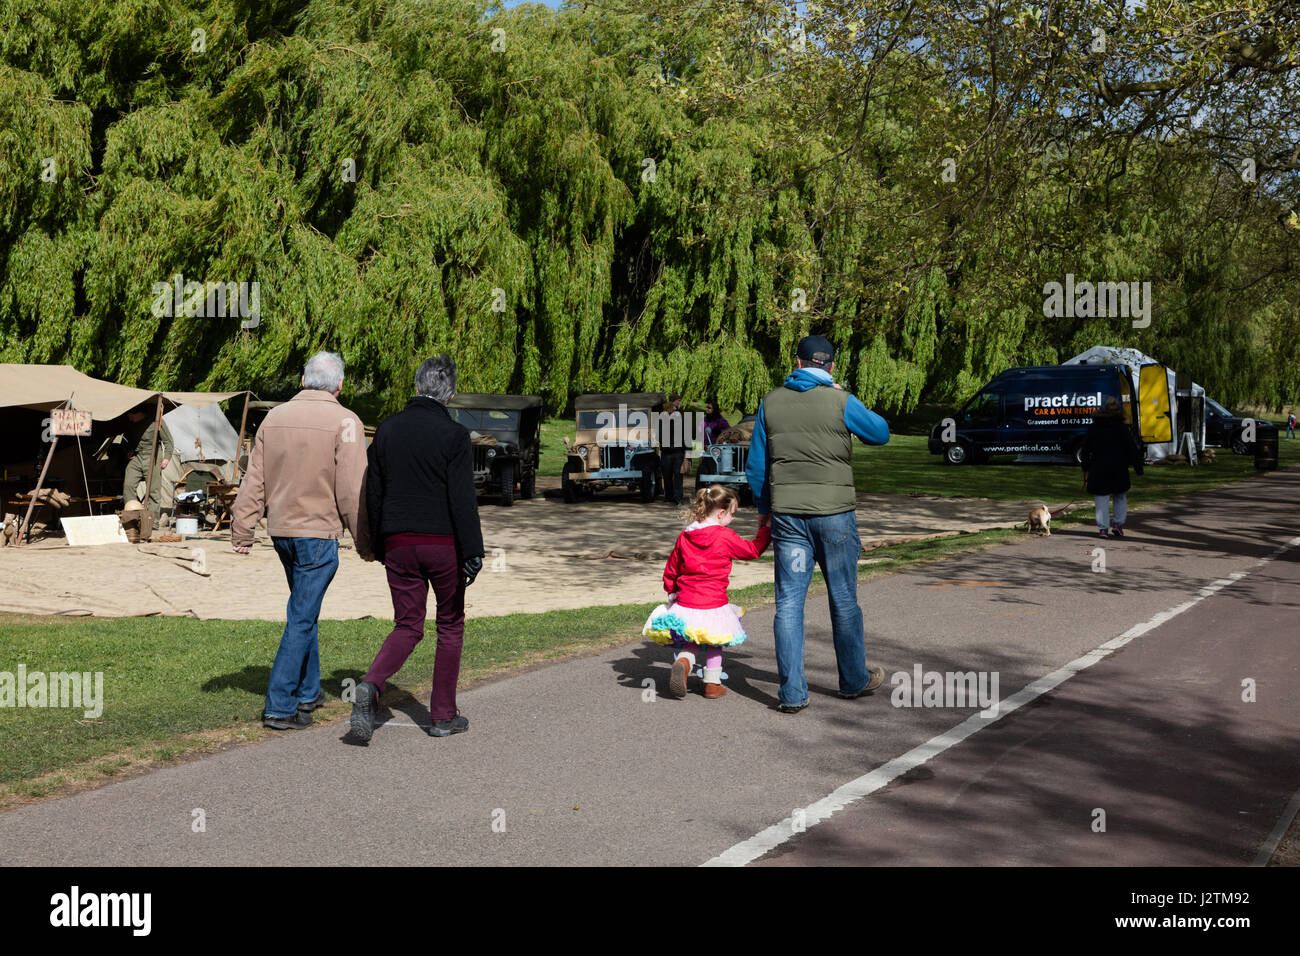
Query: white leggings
[[1094, 493, 1127, 530]]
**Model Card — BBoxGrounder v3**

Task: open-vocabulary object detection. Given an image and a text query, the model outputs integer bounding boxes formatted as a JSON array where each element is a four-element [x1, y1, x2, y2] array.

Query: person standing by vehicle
[[701, 399, 730, 446], [745, 335, 891, 713], [656, 393, 690, 505], [231, 351, 372, 730], [350, 355, 484, 741], [1080, 396, 1145, 538]]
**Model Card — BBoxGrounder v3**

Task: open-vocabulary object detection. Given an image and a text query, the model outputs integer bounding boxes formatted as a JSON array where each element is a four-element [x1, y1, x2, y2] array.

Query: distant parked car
[[1203, 397, 1264, 454], [446, 394, 543, 506]]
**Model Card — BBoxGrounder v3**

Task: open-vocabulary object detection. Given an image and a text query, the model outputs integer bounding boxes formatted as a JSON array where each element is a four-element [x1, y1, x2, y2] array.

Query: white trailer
[[1061, 346, 1205, 462]]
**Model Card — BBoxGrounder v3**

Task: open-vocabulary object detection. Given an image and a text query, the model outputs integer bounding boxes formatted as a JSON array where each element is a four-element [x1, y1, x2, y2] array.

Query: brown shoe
[[668, 657, 690, 699], [703, 682, 728, 699]]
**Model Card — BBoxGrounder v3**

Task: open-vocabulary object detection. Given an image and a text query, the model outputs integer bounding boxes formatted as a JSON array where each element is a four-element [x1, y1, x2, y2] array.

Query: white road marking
[[702, 535, 1300, 867], [1254, 786, 1300, 867]]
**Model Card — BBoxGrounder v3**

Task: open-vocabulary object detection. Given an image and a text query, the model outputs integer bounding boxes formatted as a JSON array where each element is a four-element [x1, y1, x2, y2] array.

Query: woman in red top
[[643, 485, 771, 699]]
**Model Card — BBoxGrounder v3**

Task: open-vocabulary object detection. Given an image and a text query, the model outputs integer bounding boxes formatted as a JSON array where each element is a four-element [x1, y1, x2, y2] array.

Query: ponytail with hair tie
[[684, 485, 739, 525]]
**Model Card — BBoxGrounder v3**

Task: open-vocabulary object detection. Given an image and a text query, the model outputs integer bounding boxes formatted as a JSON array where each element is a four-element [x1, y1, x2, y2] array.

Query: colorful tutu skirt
[[643, 600, 747, 647]]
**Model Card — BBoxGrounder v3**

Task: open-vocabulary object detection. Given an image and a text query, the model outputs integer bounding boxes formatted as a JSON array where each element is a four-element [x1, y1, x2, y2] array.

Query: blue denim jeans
[[772, 510, 869, 706], [265, 537, 339, 718]]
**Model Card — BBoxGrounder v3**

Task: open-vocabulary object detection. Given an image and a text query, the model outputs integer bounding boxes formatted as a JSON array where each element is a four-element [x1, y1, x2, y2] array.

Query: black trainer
[[428, 714, 469, 737], [350, 681, 378, 742], [298, 691, 327, 713], [264, 712, 313, 730]]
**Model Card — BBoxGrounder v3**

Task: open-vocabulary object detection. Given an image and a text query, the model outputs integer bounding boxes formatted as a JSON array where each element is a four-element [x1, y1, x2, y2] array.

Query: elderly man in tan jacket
[[231, 351, 372, 730]]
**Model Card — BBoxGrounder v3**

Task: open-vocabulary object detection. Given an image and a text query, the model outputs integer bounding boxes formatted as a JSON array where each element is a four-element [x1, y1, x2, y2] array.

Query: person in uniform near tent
[[122, 404, 174, 521]]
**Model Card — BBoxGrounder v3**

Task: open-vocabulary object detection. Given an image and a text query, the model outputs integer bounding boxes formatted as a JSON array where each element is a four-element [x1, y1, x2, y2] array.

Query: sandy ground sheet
[[0, 488, 1063, 620]]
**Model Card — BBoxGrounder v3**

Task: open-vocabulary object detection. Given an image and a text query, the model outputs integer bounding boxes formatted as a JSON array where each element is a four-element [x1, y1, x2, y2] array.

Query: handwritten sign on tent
[[51, 408, 92, 437]]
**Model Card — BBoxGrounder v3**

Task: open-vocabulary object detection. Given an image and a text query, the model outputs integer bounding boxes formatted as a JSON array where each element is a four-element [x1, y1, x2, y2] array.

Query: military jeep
[[446, 394, 543, 506], [695, 413, 756, 505], [562, 392, 664, 503]]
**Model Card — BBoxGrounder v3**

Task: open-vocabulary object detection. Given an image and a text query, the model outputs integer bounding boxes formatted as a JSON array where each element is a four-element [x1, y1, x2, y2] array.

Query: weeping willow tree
[[0, 0, 644, 412], [637, 0, 1300, 409], [1, 0, 1296, 416]]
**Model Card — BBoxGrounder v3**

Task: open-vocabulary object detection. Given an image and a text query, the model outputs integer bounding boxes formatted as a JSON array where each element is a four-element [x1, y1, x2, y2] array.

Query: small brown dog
[[1026, 505, 1052, 535]]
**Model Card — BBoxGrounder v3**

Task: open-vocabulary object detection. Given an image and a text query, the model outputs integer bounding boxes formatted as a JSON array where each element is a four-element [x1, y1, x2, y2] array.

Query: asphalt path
[[1, 470, 1296, 865]]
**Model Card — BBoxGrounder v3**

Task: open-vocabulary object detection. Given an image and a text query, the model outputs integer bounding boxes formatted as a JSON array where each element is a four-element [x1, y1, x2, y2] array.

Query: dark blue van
[[928, 364, 1139, 465]]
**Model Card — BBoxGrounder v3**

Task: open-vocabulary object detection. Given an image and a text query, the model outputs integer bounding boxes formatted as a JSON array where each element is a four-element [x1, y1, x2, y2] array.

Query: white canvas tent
[[1061, 346, 1205, 461], [163, 403, 241, 470]]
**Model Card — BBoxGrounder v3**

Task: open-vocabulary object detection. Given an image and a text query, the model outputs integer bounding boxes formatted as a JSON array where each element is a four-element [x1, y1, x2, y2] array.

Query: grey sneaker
[[264, 712, 312, 730], [428, 714, 469, 737], [350, 681, 378, 742]]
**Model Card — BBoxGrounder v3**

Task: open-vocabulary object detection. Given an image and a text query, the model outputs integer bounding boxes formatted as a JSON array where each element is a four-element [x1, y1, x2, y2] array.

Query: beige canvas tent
[[0, 364, 243, 419], [0, 364, 249, 543]]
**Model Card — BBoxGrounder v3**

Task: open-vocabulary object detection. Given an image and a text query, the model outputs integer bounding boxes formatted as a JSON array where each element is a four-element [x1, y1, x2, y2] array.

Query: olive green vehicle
[[446, 394, 543, 506]]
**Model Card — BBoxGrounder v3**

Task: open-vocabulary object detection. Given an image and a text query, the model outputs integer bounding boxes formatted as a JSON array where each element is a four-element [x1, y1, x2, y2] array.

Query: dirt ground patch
[[0, 484, 1067, 620]]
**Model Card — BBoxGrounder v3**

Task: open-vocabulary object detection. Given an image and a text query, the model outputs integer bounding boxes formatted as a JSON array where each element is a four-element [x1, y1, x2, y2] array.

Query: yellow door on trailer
[[1138, 363, 1172, 443]]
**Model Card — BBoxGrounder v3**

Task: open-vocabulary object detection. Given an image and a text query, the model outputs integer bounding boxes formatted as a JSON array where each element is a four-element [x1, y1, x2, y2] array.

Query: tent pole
[[234, 390, 251, 481], [19, 434, 58, 545], [142, 394, 164, 511]]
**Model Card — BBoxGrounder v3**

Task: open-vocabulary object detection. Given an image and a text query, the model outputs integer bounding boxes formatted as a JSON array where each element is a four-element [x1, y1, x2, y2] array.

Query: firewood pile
[[27, 487, 72, 508]]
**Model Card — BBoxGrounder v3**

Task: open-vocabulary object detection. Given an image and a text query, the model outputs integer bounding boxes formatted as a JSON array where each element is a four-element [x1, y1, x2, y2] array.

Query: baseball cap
[[797, 334, 834, 367]]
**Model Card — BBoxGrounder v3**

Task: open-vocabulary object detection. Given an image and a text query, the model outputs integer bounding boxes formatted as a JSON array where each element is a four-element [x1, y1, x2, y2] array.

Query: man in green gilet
[[745, 335, 891, 713]]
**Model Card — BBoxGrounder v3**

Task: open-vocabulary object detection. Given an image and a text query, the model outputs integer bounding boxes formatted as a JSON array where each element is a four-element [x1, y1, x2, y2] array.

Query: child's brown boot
[[668, 656, 691, 699], [704, 682, 728, 699]]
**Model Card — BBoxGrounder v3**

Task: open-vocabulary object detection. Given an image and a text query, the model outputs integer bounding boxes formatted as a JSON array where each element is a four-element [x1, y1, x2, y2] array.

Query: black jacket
[[365, 396, 484, 559], [1080, 418, 1145, 495]]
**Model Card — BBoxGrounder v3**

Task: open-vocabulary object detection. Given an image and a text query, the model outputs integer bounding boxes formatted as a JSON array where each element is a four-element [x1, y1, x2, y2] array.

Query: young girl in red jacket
[[643, 485, 771, 699]]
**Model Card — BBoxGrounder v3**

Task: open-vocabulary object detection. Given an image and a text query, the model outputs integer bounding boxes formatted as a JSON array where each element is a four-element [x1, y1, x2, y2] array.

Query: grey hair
[[303, 351, 345, 392], [415, 354, 457, 403]]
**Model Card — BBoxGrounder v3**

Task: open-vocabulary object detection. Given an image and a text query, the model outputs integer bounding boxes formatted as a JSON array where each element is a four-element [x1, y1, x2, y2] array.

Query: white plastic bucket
[[175, 517, 199, 536]]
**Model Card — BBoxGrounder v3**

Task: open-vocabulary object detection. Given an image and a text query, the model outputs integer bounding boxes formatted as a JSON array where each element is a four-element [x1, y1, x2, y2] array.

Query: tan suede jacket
[[230, 390, 370, 554]]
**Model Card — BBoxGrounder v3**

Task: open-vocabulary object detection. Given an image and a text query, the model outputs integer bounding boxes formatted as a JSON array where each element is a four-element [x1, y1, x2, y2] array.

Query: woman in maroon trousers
[[350, 354, 484, 742]]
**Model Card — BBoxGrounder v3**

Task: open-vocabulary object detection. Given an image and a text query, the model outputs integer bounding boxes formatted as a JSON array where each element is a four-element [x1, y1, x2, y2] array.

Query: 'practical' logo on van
[[1024, 392, 1103, 410]]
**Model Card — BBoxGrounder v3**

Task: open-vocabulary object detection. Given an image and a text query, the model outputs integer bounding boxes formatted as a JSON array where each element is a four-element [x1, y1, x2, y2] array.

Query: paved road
[[1, 471, 1296, 865]]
